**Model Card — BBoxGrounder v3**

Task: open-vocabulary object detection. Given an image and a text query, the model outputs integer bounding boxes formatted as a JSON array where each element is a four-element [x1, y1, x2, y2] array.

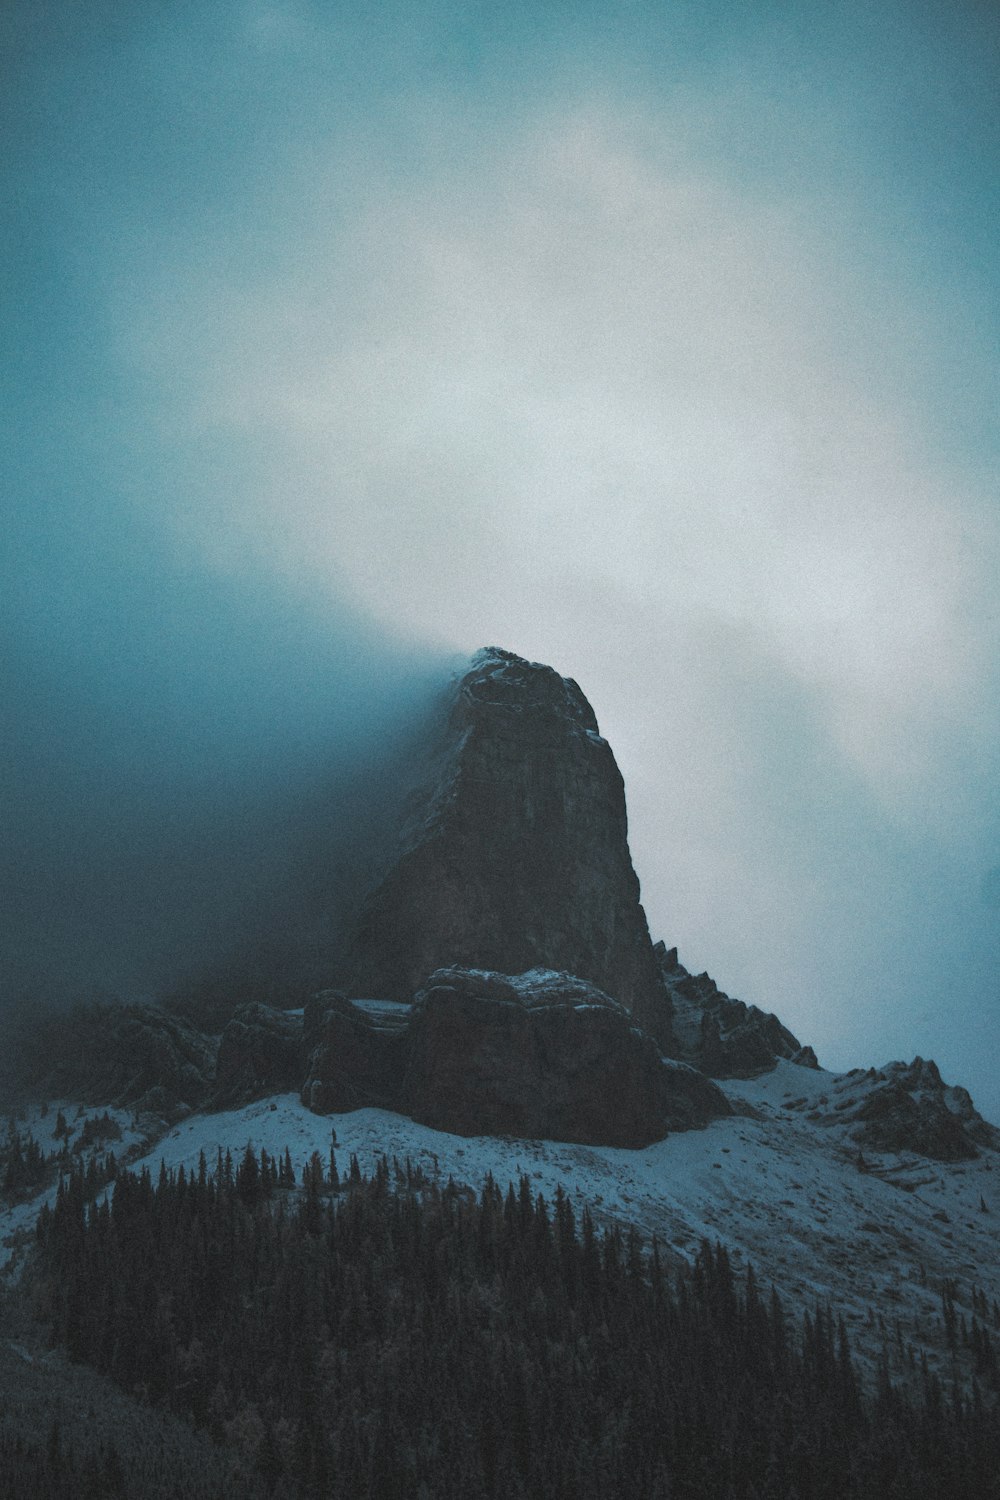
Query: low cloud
[[6, 5, 998, 1112], [137, 106, 997, 823], [121, 98, 1000, 1104]]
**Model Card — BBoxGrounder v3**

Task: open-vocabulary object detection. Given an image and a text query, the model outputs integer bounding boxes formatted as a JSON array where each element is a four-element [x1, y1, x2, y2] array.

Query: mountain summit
[[343, 646, 670, 1042]]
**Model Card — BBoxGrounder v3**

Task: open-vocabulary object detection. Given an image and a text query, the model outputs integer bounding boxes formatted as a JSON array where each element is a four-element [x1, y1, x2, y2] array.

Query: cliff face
[[344, 648, 671, 1044], [299, 968, 729, 1147], [14, 647, 977, 1168], [401, 969, 725, 1147]]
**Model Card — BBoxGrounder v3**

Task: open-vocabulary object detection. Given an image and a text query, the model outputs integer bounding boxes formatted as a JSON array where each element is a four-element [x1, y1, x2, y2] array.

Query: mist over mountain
[[3, 7, 999, 1495], [3, 0, 998, 1113], [0, 505, 450, 1010]]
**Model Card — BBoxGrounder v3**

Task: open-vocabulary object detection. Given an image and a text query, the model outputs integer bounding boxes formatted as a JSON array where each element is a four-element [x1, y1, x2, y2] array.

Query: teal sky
[[3, 2, 999, 1112]]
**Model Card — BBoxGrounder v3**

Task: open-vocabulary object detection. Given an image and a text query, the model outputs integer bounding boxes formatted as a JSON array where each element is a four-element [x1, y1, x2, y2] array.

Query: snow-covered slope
[[5, 1060, 996, 1389], [0, 1101, 144, 1247]]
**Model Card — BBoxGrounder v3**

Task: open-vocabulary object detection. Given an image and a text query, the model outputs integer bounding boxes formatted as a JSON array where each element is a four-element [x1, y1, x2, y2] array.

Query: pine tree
[[237, 1142, 260, 1206]]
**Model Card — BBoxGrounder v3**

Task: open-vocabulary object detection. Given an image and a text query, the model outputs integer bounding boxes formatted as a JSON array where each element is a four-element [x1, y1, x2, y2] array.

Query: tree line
[[24, 1145, 1000, 1499]]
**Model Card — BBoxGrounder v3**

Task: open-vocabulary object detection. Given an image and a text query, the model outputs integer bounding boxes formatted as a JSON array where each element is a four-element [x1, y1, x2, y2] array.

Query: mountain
[[4, 1050, 998, 1402], [657, 943, 818, 1077], [12, 647, 739, 1148], [342, 646, 671, 1042], [9, 645, 993, 1164], [3, 643, 999, 1461]]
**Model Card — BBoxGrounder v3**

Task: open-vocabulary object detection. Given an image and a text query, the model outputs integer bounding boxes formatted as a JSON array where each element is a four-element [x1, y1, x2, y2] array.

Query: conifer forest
[[4, 1146, 999, 1499]]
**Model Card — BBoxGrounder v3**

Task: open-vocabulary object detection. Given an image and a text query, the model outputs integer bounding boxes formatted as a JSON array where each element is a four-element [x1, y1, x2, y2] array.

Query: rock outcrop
[[301, 967, 728, 1147], [17, 1002, 215, 1123], [847, 1058, 999, 1162], [212, 1003, 306, 1108], [343, 648, 672, 1045], [403, 968, 673, 1146], [9, 647, 826, 1150], [302, 992, 410, 1114], [657, 943, 816, 1077]]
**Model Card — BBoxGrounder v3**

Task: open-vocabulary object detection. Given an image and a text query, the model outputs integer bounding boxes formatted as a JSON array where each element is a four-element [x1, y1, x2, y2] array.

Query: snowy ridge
[[5, 1061, 997, 1388]]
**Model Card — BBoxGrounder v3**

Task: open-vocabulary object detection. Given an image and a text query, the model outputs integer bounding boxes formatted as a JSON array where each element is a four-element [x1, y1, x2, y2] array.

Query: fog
[[0, 503, 449, 1004], [3, 2, 998, 1112]]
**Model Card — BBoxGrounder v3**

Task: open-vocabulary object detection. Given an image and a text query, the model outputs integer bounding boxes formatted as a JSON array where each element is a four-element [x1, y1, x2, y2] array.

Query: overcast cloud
[[4, 1, 999, 1110]]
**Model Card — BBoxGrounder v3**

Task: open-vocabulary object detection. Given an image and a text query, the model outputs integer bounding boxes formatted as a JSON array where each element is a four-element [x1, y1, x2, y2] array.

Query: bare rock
[[302, 992, 410, 1114], [655, 942, 815, 1077], [212, 1003, 305, 1108], [658, 1057, 734, 1131], [850, 1057, 999, 1161], [342, 648, 672, 1045], [299, 968, 727, 1143], [400, 967, 728, 1147]]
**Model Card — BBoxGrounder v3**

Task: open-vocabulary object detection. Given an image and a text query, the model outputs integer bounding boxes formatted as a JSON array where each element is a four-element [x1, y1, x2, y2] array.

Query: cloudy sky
[[4, 2, 999, 1113]]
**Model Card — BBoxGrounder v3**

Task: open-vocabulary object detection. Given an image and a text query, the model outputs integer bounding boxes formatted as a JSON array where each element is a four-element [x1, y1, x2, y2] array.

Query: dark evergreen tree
[[25, 1154, 1000, 1500]]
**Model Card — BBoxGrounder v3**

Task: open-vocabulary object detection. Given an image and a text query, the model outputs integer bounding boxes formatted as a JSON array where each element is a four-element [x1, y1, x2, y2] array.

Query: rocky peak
[[656, 942, 817, 1077], [847, 1057, 999, 1161], [343, 647, 671, 1044], [463, 646, 601, 726]]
